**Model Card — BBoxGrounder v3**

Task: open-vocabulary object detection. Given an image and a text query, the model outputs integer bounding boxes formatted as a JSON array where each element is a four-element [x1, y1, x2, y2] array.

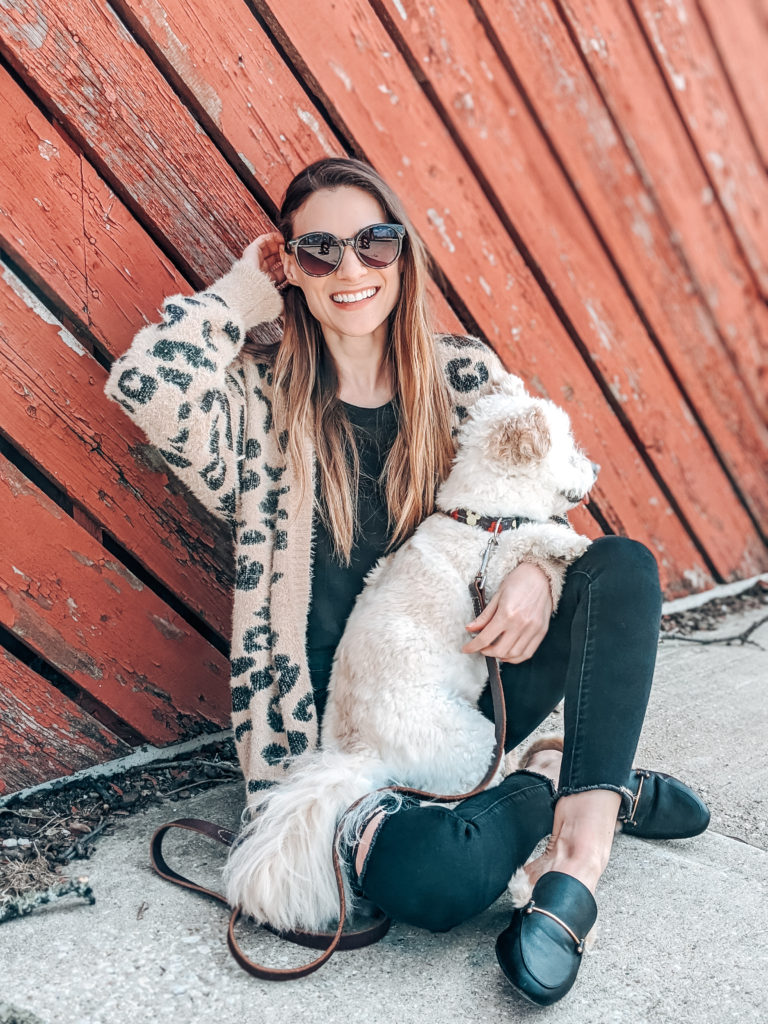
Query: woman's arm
[[104, 249, 282, 524]]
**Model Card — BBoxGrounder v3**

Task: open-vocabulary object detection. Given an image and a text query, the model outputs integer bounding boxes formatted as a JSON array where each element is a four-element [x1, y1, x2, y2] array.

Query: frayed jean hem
[[515, 767, 559, 798], [557, 782, 635, 818]]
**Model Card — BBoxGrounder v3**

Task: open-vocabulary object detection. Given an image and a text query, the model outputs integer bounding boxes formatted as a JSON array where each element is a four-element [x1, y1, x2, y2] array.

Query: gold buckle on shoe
[[525, 900, 586, 954], [623, 769, 651, 828]]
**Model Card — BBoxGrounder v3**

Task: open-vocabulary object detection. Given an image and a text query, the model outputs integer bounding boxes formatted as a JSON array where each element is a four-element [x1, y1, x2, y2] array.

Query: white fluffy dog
[[224, 377, 596, 932]]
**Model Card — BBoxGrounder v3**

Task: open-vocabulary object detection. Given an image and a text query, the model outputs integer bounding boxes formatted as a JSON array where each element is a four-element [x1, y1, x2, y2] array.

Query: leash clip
[[475, 518, 503, 591]]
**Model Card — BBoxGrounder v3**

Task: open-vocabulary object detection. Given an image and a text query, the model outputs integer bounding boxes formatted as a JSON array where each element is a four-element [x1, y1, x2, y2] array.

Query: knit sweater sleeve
[[105, 257, 283, 524], [435, 332, 522, 428]]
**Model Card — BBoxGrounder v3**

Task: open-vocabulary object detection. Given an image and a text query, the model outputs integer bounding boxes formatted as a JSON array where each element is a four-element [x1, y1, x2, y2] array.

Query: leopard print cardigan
[[105, 257, 562, 798]]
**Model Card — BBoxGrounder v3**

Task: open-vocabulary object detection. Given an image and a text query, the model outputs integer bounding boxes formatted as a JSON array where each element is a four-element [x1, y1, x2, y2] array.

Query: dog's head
[[444, 382, 598, 519]]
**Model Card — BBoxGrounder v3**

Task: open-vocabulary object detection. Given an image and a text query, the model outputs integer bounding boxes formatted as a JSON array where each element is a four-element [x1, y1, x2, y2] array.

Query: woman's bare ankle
[[524, 789, 622, 894], [524, 841, 608, 895], [354, 810, 386, 878]]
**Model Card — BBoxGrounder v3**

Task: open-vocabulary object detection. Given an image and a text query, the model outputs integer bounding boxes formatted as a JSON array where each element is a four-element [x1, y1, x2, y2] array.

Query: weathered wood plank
[[80, 157, 189, 360], [630, 0, 768, 299], [0, 648, 130, 793], [477, 0, 768, 425], [696, 0, 768, 172], [0, 454, 230, 744], [0, 259, 234, 636], [110, 0, 341, 198], [0, 88, 88, 323], [379, 0, 768, 535], [0, 65, 191, 359], [557, 0, 768, 418], [253, 0, 738, 587], [0, 0, 272, 283]]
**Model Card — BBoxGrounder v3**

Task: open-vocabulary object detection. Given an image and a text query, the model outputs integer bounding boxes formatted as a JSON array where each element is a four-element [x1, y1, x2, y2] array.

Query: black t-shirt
[[306, 400, 399, 722]]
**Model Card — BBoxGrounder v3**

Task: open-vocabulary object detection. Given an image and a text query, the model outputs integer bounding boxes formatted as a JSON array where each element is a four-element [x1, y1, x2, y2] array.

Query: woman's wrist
[[207, 256, 284, 330], [516, 556, 564, 611]]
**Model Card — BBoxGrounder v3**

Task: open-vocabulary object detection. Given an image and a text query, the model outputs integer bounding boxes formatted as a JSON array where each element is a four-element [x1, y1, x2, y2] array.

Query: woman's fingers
[[462, 562, 552, 661], [465, 592, 498, 632], [466, 620, 543, 662], [463, 596, 542, 655], [243, 233, 287, 284], [462, 594, 501, 653], [462, 623, 503, 655]]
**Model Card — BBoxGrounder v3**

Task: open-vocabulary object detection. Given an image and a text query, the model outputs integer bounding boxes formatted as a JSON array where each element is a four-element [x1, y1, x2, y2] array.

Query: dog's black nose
[[562, 490, 585, 504]]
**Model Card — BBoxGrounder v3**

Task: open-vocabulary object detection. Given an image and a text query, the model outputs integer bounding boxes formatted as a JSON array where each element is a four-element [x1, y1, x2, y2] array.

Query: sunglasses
[[284, 223, 406, 277]]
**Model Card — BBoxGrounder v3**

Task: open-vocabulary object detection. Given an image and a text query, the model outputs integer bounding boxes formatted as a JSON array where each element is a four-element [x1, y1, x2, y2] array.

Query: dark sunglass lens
[[357, 225, 400, 268], [296, 233, 342, 275]]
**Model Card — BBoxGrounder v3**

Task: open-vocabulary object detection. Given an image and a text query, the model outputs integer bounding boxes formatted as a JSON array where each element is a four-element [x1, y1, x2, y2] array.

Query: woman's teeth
[[331, 287, 378, 304]]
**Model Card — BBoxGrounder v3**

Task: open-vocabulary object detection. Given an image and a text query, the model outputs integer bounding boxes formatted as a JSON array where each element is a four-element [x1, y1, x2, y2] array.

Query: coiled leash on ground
[[150, 528, 508, 980]]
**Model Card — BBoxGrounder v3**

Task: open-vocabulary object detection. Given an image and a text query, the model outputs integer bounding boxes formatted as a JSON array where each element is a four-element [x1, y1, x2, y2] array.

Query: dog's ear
[[497, 406, 551, 463]]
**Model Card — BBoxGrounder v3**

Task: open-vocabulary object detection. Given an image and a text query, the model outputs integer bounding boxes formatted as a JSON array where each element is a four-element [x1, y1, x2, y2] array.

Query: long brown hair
[[272, 158, 453, 562]]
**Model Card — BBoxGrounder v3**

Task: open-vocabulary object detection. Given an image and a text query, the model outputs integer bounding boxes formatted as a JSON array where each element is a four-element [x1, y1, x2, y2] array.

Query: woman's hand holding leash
[[463, 562, 552, 663]]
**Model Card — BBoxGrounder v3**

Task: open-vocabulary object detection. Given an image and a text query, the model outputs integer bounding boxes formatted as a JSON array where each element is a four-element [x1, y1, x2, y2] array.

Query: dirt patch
[[661, 579, 768, 637], [0, 1002, 47, 1024], [0, 738, 240, 921]]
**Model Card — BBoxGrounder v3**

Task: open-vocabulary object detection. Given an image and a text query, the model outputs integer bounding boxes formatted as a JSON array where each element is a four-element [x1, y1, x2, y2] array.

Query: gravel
[[660, 579, 768, 636], [0, 739, 241, 919]]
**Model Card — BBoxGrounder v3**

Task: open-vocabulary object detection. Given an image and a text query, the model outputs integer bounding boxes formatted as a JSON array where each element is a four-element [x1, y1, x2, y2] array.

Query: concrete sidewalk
[[2, 604, 766, 1024]]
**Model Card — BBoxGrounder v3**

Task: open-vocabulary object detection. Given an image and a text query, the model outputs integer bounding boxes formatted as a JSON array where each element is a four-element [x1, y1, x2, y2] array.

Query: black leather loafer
[[495, 871, 597, 1006], [620, 769, 710, 840]]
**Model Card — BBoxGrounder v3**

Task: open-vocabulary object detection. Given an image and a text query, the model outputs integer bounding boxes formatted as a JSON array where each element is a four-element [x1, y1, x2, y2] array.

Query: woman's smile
[[330, 285, 380, 305]]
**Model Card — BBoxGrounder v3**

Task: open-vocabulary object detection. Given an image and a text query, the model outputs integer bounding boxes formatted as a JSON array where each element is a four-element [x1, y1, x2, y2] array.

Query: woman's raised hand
[[243, 232, 287, 289]]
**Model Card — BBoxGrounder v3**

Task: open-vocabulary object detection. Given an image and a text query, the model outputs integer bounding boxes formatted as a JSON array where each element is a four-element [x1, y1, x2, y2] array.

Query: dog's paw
[[500, 750, 520, 778], [507, 866, 534, 907]]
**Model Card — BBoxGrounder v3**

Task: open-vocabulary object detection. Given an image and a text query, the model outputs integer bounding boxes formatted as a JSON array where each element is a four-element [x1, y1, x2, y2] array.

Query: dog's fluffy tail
[[222, 748, 399, 933]]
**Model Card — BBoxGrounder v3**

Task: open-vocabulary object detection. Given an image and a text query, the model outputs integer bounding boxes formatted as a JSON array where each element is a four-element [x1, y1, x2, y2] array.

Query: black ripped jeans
[[356, 536, 662, 932]]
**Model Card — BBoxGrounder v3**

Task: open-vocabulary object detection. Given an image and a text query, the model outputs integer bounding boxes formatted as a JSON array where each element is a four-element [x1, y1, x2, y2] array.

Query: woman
[[106, 157, 709, 1004]]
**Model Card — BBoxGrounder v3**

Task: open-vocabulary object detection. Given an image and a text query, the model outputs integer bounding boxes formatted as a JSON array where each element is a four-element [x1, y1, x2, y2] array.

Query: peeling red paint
[[0, 454, 230, 746], [0, 212, 234, 634], [0, 648, 130, 791]]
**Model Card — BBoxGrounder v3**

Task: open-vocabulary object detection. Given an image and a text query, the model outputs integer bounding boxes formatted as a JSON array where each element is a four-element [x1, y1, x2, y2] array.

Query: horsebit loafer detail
[[495, 872, 597, 1006], [620, 769, 710, 840]]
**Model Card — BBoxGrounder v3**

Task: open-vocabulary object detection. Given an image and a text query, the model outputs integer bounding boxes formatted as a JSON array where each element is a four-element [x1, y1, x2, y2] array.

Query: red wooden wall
[[1, 0, 766, 792]]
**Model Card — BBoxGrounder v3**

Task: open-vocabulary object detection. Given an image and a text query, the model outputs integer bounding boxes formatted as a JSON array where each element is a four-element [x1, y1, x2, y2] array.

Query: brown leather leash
[[149, 818, 392, 978], [150, 569, 506, 980]]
